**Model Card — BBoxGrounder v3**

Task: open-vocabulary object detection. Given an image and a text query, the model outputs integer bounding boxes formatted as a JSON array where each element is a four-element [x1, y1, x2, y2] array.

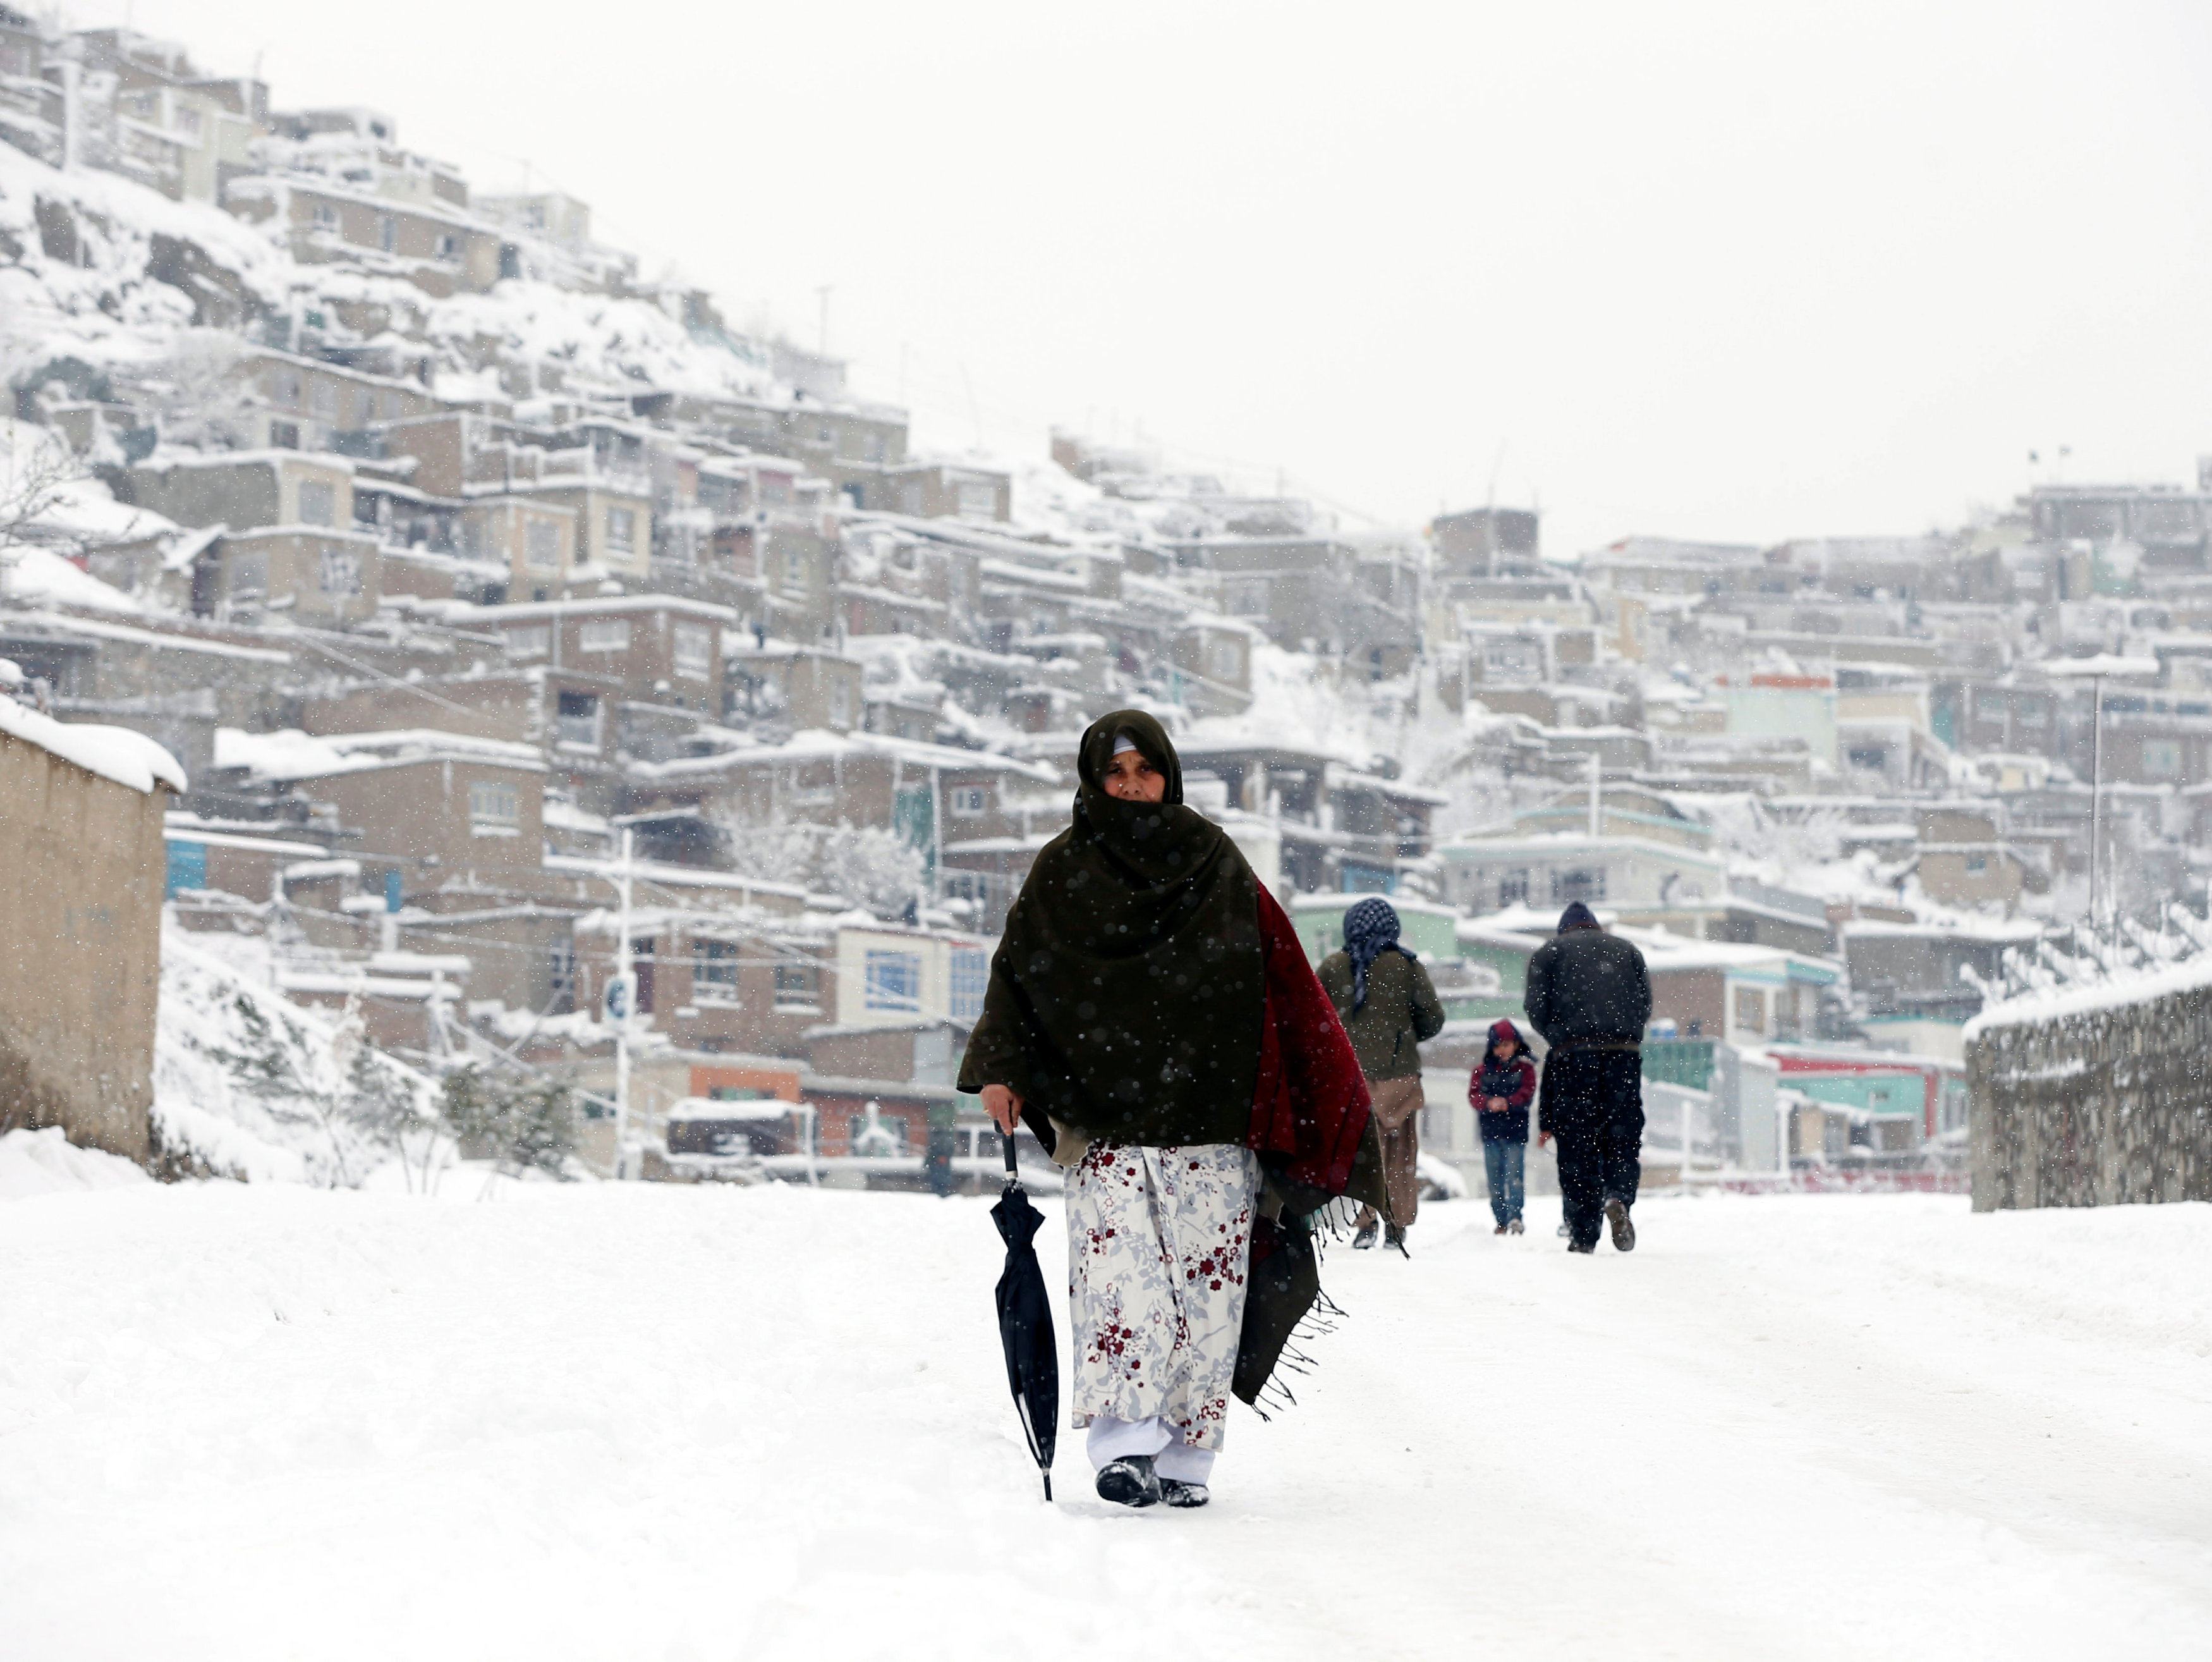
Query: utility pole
[[614, 826, 635, 1176], [2045, 655, 2158, 950]]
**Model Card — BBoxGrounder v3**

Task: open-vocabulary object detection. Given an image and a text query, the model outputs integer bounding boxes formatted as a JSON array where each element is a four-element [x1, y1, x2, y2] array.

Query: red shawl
[[1246, 884, 1371, 1197]]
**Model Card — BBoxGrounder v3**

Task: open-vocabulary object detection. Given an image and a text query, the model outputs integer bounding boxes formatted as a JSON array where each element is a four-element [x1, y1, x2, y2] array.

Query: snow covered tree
[[722, 819, 927, 918], [204, 989, 427, 1187], [133, 329, 261, 452], [439, 1066, 580, 1180], [815, 824, 927, 917]]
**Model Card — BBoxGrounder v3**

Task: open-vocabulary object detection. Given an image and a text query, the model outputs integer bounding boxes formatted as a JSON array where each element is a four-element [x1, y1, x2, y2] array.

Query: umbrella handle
[[1002, 1132, 1021, 1188]]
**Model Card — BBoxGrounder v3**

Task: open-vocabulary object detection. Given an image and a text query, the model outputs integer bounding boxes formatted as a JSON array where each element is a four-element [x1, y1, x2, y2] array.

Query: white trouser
[[1086, 1414, 1217, 1484]]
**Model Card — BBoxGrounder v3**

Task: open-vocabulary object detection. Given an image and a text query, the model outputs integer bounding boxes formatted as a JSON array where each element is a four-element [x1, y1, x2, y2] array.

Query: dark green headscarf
[[957, 709, 1265, 1146]]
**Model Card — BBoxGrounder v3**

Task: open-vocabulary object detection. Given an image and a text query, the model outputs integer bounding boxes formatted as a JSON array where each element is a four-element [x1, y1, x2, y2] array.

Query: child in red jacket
[[1471, 1018, 1536, 1235]]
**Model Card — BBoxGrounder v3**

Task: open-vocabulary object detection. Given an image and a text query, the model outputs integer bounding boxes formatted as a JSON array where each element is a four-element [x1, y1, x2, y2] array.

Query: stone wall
[[1967, 980, 2212, 1211]]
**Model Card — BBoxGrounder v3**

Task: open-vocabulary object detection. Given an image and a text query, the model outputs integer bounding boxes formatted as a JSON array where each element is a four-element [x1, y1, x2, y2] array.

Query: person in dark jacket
[[959, 711, 1378, 1509], [1318, 897, 1446, 1252], [1523, 901, 1651, 1254], [1471, 1018, 1535, 1235]]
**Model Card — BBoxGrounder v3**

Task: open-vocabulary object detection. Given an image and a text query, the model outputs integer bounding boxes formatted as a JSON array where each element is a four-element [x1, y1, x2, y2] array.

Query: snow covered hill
[[3, 1183, 2206, 1661]]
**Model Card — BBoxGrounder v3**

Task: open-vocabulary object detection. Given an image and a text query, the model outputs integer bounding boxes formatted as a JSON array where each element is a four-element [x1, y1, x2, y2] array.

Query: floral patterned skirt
[[1065, 1140, 1261, 1451]]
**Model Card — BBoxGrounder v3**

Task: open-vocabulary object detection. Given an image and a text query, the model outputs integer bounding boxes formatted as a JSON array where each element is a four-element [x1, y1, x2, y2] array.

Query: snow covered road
[[4, 1177, 2208, 1660]]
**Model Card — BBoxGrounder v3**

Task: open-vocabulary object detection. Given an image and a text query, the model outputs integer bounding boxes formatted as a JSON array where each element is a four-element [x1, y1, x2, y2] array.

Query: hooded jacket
[[1522, 917, 1652, 1048], [1471, 1018, 1536, 1144], [1317, 946, 1447, 1082]]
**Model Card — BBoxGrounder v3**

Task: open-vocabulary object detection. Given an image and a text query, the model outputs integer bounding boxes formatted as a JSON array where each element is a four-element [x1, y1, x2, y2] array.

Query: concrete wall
[[0, 731, 169, 1163]]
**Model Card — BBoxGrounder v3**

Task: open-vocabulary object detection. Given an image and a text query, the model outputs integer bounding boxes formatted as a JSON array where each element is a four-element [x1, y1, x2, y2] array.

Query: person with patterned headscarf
[[1317, 896, 1446, 1252]]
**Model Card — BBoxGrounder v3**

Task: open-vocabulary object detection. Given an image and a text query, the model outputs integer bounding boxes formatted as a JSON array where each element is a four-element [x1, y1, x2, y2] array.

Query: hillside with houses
[[3, 14, 2206, 1188]]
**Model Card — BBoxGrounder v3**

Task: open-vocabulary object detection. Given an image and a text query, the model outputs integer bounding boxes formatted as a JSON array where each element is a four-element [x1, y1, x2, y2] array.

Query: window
[[1498, 869, 1531, 908], [1965, 853, 1990, 876], [1846, 746, 1889, 771], [228, 552, 267, 602], [816, 424, 834, 447], [269, 420, 300, 450], [319, 546, 362, 596], [505, 626, 550, 659], [606, 506, 636, 554], [469, 779, 519, 830], [311, 204, 339, 233], [525, 519, 559, 572], [555, 690, 600, 748], [1550, 867, 1606, 905], [1733, 986, 1766, 1035], [865, 432, 887, 463], [2018, 694, 2048, 725], [781, 544, 809, 596], [696, 941, 739, 992], [948, 785, 988, 817], [434, 233, 459, 264], [774, 957, 820, 1011], [2144, 739, 2181, 777], [951, 947, 987, 1023], [378, 216, 398, 254], [296, 480, 336, 527], [956, 480, 997, 519], [673, 623, 713, 680], [1974, 690, 2007, 723], [865, 949, 923, 1013], [580, 620, 629, 652]]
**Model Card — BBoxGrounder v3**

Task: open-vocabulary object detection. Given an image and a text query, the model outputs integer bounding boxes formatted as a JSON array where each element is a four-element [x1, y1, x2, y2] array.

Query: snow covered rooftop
[[0, 695, 186, 793]]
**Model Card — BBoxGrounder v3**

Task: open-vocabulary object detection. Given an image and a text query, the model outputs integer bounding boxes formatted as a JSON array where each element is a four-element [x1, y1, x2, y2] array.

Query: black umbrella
[[991, 1136, 1058, 1501]]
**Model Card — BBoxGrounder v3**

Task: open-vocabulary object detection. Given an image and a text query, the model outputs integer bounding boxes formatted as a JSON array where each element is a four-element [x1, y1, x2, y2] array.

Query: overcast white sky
[[71, 0, 2212, 558]]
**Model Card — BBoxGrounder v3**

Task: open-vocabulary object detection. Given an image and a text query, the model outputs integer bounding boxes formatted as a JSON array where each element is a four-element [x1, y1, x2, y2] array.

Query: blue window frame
[[865, 949, 922, 1013], [950, 946, 987, 1023]]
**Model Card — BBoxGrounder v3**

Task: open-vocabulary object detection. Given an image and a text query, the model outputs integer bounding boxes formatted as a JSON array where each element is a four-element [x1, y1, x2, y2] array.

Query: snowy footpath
[[4, 1163, 2209, 1661]]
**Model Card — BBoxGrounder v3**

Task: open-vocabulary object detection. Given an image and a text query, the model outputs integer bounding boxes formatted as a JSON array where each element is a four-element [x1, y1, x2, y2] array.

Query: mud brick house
[[724, 643, 865, 731], [629, 731, 1057, 882], [128, 448, 356, 534], [485, 596, 735, 718], [296, 663, 629, 776], [200, 525, 382, 623]]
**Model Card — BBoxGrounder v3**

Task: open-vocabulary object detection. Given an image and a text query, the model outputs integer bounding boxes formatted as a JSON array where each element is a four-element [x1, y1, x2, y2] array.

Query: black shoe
[[1352, 1220, 1378, 1250], [1096, 1455, 1160, 1508], [1605, 1197, 1636, 1253], [1160, 1479, 1210, 1508], [1567, 1239, 1596, 1254]]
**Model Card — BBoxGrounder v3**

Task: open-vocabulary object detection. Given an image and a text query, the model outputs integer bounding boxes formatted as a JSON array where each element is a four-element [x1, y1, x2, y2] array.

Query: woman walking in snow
[[1318, 897, 1447, 1253], [1472, 1018, 1536, 1235], [961, 710, 1375, 1510]]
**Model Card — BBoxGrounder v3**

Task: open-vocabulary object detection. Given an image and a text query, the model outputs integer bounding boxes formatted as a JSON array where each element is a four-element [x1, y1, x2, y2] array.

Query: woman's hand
[[1487, 1095, 1509, 1112], [981, 1084, 1025, 1135]]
